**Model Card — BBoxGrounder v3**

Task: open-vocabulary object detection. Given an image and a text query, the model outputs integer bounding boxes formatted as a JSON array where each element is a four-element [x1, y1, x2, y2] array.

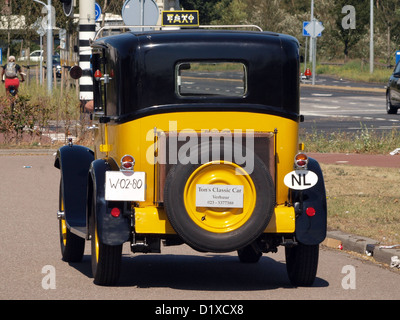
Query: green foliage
[[300, 126, 400, 154], [0, 80, 82, 146], [329, 0, 370, 59], [315, 60, 392, 83], [0, 94, 43, 143]]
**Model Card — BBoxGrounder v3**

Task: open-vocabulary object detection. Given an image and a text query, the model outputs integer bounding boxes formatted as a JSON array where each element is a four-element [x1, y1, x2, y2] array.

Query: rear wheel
[[386, 93, 398, 114], [59, 179, 85, 262], [285, 243, 319, 287], [90, 193, 122, 286]]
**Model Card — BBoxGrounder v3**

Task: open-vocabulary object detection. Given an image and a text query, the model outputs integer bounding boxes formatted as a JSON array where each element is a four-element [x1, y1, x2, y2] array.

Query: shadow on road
[[69, 253, 329, 290]]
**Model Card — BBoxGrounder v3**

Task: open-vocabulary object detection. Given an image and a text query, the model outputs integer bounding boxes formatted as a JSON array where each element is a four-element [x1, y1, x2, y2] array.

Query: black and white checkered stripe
[[79, 23, 95, 101]]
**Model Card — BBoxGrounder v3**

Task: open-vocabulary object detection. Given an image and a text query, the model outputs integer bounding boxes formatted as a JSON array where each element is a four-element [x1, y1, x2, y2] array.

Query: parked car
[[55, 17, 327, 287], [386, 61, 400, 114], [19, 50, 43, 62]]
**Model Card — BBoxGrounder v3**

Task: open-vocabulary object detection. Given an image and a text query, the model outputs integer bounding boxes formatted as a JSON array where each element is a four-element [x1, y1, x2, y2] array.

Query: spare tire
[[164, 142, 274, 252]]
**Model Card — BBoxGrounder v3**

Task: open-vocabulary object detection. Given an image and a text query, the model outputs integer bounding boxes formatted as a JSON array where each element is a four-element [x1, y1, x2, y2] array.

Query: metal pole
[[39, 35, 43, 84], [33, 0, 53, 92], [304, 36, 308, 73], [79, 0, 95, 102], [310, 0, 316, 85], [309, 0, 314, 63], [370, 0, 374, 74], [47, 0, 53, 92], [312, 35, 316, 85], [141, 0, 144, 31]]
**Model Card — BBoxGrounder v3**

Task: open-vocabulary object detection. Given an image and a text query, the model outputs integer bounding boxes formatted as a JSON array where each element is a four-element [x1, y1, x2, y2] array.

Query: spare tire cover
[[164, 142, 275, 252]]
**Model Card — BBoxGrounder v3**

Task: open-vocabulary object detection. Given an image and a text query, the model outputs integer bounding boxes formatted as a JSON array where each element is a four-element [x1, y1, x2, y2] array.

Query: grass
[[322, 164, 400, 245], [301, 126, 400, 244], [300, 125, 400, 155], [312, 60, 393, 84]]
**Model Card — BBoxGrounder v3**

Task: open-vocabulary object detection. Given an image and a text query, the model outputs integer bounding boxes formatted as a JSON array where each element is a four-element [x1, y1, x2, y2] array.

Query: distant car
[[19, 50, 43, 62], [52, 54, 62, 78], [386, 62, 400, 114]]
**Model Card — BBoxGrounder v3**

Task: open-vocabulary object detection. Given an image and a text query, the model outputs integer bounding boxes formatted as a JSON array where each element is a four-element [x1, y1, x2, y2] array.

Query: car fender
[[89, 159, 131, 246], [54, 145, 94, 230], [292, 157, 327, 245]]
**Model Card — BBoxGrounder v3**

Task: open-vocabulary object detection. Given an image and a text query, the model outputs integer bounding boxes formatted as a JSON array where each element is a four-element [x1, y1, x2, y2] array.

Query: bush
[[0, 81, 86, 147], [0, 94, 44, 143]]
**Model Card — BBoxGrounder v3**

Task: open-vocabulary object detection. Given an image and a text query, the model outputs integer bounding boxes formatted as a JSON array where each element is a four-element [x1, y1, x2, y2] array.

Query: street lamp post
[[370, 0, 374, 74], [33, 0, 53, 93]]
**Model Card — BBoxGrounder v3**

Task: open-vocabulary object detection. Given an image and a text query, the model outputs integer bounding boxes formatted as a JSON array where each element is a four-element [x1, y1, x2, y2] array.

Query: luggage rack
[[91, 24, 263, 42]]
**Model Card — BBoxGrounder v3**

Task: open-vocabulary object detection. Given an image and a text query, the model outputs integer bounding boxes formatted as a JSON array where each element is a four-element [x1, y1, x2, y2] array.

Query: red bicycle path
[[308, 152, 400, 168]]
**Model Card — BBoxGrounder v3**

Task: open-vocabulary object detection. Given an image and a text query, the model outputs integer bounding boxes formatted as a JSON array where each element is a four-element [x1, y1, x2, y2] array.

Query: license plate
[[105, 171, 146, 201], [195, 184, 244, 208], [283, 169, 318, 190]]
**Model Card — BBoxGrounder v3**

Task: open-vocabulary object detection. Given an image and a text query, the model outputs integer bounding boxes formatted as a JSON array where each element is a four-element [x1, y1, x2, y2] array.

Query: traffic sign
[[396, 51, 400, 65], [62, 0, 73, 17], [95, 2, 101, 21], [303, 20, 324, 37], [122, 0, 159, 31]]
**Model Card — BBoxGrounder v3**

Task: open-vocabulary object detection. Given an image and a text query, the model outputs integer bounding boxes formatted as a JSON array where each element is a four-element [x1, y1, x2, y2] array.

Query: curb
[[300, 83, 386, 93], [0, 149, 57, 155], [323, 230, 400, 268]]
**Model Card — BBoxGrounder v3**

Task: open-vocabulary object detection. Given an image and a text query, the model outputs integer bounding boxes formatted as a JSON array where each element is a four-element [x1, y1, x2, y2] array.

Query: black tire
[[285, 243, 319, 287], [90, 193, 122, 286], [59, 179, 85, 262], [164, 143, 275, 253], [237, 244, 262, 263], [386, 93, 398, 114]]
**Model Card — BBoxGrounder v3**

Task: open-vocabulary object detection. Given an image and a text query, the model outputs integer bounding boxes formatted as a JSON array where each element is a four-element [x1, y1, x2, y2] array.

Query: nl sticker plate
[[105, 171, 146, 201], [284, 169, 318, 191], [195, 184, 244, 208]]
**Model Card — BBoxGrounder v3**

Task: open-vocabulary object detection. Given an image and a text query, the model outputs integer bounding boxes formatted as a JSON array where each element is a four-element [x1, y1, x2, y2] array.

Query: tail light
[[306, 207, 316, 217], [294, 152, 308, 169], [120, 154, 135, 171], [111, 207, 121, 218], [94, 69, 102, 81]]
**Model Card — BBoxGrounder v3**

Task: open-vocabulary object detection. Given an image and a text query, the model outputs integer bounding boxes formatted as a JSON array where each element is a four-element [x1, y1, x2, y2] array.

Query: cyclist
[[2, 56, 25, 96]]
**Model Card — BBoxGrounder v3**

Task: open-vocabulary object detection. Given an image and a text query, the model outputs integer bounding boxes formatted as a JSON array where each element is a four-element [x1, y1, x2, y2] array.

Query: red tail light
[[94, 69, 102, 80], [111, 207, 120, 218], [294, 153, 308, 169], [120, 154, 135, 171], [306, 207, 316, 217]]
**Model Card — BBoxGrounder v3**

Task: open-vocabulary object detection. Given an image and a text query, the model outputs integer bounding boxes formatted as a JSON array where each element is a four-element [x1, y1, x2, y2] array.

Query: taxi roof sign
[[162, 10, 199, 27]]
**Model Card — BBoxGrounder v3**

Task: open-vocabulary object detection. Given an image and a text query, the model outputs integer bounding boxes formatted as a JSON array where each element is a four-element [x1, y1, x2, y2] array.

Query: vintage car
[[55, 24, 327, 286]]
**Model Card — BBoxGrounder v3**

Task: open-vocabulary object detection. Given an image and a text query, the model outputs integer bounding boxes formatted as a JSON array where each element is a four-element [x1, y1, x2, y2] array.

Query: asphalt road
[[0, 154, 398, 302], [181, 73, 395, 134], [300, 77, 398, 133]]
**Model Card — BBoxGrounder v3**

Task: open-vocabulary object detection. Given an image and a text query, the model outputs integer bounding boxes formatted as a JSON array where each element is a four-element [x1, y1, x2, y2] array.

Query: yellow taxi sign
[[162, 10, 199, 27]]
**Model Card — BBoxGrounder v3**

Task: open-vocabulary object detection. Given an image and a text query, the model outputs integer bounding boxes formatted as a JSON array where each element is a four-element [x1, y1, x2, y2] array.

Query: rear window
[[176, 61, 247, 98]]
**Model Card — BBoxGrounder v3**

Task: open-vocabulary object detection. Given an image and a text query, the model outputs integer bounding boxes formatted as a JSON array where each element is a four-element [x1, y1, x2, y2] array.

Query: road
[[0, 154, 398, 302], [180, 72, 395, 133], [300, 77, 399, 133]]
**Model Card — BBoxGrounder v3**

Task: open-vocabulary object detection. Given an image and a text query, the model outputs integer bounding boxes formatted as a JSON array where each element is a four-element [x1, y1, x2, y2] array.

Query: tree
[[375, 0, 400, 64], [180, 0, 222, 24], [330, 0, 370, 61]]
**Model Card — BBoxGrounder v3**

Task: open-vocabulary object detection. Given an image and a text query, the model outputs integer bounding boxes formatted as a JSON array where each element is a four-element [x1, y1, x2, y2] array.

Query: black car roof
[[93, 29, 300, 122]]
